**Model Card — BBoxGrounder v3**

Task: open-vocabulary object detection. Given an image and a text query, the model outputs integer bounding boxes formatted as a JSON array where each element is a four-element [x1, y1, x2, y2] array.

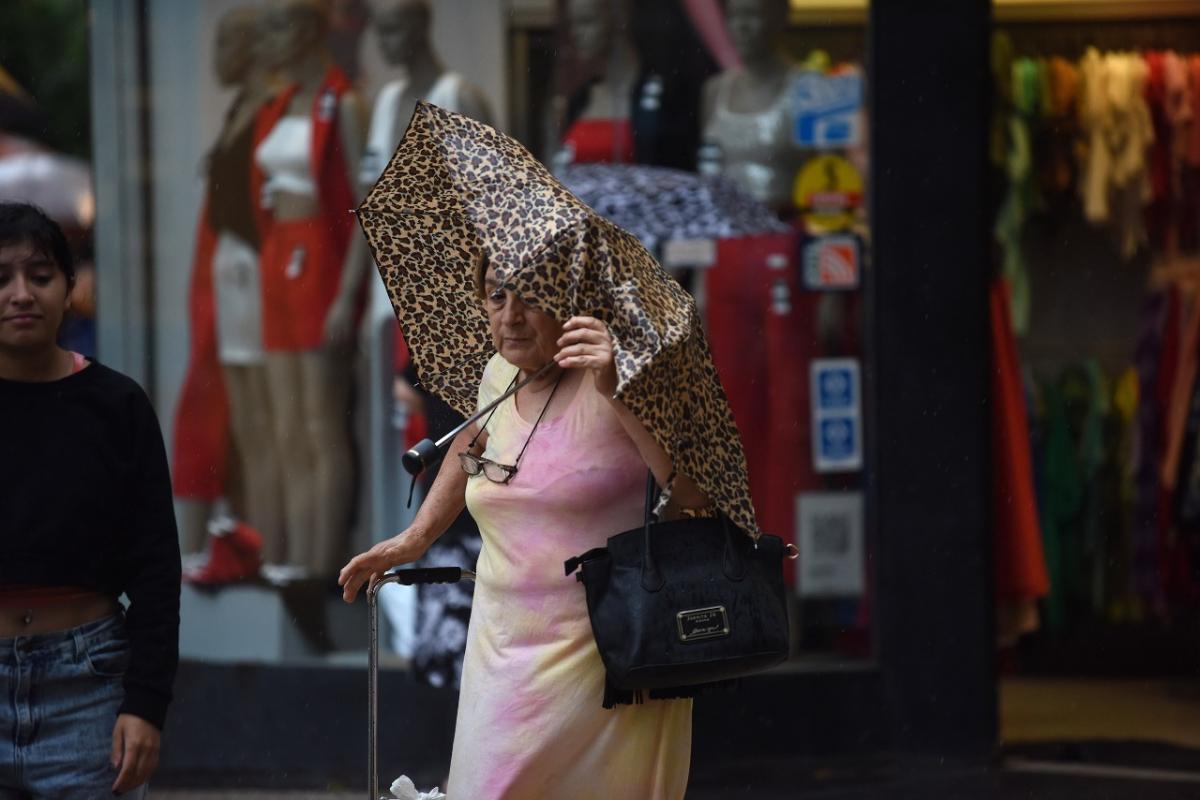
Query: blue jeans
[[0, 614, 147, 799]]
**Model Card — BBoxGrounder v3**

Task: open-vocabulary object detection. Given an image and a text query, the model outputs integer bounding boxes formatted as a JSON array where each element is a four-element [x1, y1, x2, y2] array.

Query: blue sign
[[791, 72, 864, 149], [818, 418, 858, 462], [811, 358, 863, 472], [816, 366, 856, 411]]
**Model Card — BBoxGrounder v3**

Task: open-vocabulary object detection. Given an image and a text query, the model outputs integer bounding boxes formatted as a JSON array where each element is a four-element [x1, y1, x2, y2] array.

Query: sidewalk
[[154, 755, 1200, 799]]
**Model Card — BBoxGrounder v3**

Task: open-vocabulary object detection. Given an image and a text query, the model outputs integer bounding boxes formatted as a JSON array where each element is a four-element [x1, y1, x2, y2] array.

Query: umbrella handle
[[401, 361, 558, 476]]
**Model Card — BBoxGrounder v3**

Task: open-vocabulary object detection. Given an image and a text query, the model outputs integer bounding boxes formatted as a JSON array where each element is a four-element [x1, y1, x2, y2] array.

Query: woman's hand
[[338, 529, 431, 603], [111, 713, 160, 794], [556, 316, 617, 397]]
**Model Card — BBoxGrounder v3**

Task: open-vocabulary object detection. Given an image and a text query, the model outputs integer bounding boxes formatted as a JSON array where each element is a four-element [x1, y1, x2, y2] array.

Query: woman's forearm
[[405, 425, 477, 545]]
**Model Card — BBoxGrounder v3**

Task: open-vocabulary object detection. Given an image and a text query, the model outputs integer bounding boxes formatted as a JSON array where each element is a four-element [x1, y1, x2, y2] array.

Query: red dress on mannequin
[[172, 66, 355, 500]]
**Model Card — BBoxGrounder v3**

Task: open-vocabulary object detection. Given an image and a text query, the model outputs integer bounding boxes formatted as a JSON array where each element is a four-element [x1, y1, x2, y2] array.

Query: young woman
[[0, 202, 181, 797]]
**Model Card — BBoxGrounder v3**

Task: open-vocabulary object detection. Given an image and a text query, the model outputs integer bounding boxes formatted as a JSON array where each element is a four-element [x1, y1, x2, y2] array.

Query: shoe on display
[[183, 516, 264, 586]]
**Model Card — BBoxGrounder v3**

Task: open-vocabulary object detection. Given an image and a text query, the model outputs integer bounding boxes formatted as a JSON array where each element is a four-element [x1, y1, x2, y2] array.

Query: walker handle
[[366, 568, 475, 799]]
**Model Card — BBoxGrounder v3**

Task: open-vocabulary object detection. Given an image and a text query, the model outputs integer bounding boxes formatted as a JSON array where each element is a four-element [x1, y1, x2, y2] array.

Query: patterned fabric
[[410, 516, 480, 689], [358, 102, 759, 536], [557, 163, 786, 253]]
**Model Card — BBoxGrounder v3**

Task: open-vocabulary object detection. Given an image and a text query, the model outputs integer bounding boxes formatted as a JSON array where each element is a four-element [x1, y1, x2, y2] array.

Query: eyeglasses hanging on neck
[[459, 368, 565, 485]]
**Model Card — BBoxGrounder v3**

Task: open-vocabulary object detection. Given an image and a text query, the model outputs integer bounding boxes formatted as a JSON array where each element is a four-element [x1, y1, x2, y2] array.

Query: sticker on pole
[[803, 235, 860, 290], [790, 71, 864, 149], [811, 358, 862, 472], [793, 155, 863, 233]]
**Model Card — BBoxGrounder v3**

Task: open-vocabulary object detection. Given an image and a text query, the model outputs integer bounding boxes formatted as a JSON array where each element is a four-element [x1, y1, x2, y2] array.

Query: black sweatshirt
[[0, 361, 181, 729]]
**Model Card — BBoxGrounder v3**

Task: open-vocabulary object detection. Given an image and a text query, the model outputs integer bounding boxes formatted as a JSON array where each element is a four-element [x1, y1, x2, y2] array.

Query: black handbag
[[564, 474, 792, 708]]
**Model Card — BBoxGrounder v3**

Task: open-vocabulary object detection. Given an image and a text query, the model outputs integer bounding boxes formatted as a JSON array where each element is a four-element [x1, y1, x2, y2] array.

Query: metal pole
[[368, 574, 399, 800]]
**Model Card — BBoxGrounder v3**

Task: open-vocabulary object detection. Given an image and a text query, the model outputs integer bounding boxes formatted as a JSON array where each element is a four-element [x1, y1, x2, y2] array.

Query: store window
[[47, 0, 874, 675], [989, 0, 1200, 748], [4, 0, 875, 782]]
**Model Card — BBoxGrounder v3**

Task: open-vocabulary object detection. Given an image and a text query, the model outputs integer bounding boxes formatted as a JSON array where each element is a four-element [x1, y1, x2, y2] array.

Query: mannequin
[[554, 0, 639, 165], [360, 0, 494, 682], [700, 0, 804, 212], [173, 5, 283, 557], [360, 0, 493, 413], [360, 0, 492, 186], [253, 0, 366, 576]]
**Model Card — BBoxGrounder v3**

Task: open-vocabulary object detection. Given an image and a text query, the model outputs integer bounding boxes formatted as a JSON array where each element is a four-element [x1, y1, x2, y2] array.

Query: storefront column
[[91, 0, 151, 387], [868, 0, 996, 755]]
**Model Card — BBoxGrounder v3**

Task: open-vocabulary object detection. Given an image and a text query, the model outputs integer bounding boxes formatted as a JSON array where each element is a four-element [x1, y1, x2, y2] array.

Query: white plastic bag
[[389, 774, 447, 800]]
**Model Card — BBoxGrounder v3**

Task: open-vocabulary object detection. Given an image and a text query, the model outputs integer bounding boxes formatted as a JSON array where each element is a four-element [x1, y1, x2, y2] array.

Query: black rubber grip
[[390, 567, 463, 585]]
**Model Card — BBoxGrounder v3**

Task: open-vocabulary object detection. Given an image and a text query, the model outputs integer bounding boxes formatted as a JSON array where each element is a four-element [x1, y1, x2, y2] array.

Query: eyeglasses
[[458, 453, 518, 484], [459, 368, 565, 486]]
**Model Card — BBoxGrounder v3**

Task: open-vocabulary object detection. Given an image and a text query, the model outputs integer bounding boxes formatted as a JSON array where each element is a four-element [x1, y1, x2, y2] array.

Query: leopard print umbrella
[[357, 102, 759, 537]]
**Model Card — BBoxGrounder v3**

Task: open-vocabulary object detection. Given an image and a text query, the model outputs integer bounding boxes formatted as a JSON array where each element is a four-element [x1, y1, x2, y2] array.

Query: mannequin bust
[[700, 0, 803, 212], [360, 0, 493, 185], [177, 5, 283, 557], [254, 0, 365, 576], [555, 0, 640, 165]]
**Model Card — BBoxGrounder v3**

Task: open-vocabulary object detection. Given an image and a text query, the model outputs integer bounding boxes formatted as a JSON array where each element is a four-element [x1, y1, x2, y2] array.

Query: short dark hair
[[0, 202, 76, 284]]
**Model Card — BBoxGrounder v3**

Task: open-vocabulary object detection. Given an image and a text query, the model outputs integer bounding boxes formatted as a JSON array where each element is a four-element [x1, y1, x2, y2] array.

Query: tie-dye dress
[[447, 354, 692, 799]]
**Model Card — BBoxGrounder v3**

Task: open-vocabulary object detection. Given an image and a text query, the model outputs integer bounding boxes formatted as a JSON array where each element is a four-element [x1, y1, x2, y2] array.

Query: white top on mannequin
[[360, 73, 465, 185], [703, 67, 803, 209], [255, 116, 316, 199]]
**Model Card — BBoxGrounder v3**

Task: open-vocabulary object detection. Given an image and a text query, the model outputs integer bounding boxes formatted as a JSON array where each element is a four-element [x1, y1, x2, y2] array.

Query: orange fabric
[[260, 218, 343, 350], [252, 66, 357, 353], [562, 118, 635, 164], [991, 278, 1049, 602], [171, 204, 230, 501], [1161, 290, 1200, 491]]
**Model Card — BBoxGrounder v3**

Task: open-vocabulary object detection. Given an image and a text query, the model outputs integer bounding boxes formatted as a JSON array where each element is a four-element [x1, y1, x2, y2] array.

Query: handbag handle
[[640, 471, 746, 592]]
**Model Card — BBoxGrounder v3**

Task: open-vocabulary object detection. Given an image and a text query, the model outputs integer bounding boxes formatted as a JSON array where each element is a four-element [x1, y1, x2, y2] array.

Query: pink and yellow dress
[[447, 354, 692, 799]]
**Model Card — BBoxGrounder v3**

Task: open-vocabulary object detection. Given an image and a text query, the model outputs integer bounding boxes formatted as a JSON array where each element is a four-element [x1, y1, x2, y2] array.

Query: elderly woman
[[340, 256, 707, 798], [0, 202, 181, 797]]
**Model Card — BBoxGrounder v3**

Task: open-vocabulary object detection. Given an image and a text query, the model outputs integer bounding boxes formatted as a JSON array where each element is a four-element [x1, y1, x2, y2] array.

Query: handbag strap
[[640, 471, 746, 593]]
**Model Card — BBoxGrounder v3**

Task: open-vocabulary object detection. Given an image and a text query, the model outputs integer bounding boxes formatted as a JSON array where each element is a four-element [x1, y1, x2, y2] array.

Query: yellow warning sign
[[792, 155, 864, 233]]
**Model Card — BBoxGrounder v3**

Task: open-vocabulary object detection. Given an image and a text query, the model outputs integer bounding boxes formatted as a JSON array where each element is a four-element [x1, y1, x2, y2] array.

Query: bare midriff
[[271, 191, 320, 221], [0, 587, 119, 636]]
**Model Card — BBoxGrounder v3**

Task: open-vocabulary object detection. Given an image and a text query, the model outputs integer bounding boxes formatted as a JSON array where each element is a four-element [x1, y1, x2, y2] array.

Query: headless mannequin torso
[[555, 0, 640, 165], [701, 0, 802, 211]]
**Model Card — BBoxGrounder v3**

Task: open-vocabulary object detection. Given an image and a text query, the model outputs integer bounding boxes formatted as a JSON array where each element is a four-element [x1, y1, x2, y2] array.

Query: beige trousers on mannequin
[[263, 349, 353, 575]]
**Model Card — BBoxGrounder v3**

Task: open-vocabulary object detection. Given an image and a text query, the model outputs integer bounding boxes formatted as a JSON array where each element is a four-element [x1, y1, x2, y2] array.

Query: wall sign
[[811, 358, 862, 472], [791, 71, 864, 149], [802, 235, 860, 290], [793, 155, 864, 233], [796, 491, 865, 597]]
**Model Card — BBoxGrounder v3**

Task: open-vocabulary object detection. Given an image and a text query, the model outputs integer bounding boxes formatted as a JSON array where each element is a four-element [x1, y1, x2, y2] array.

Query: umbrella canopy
[[357, 102, 758, 536], [557, 163, 787, 254]]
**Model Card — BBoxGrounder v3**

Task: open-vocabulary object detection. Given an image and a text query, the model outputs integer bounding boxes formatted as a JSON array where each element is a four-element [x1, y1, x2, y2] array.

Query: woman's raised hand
[[338, 530, 430, 603], [556, 316, 618, 397]]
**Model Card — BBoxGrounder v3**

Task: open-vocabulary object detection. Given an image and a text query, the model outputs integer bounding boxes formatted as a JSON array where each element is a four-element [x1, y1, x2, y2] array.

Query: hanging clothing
[[704, 232, 811, 566], [990, 279, 1049, 644], [1078, 49, 1154, 259], [448, 356, 691, 799], [994, 58, 1040, 335]]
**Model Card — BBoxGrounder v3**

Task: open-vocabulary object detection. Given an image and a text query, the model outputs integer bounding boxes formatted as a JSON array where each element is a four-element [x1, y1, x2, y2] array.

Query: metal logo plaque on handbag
[[565, 473, 792, 708]]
